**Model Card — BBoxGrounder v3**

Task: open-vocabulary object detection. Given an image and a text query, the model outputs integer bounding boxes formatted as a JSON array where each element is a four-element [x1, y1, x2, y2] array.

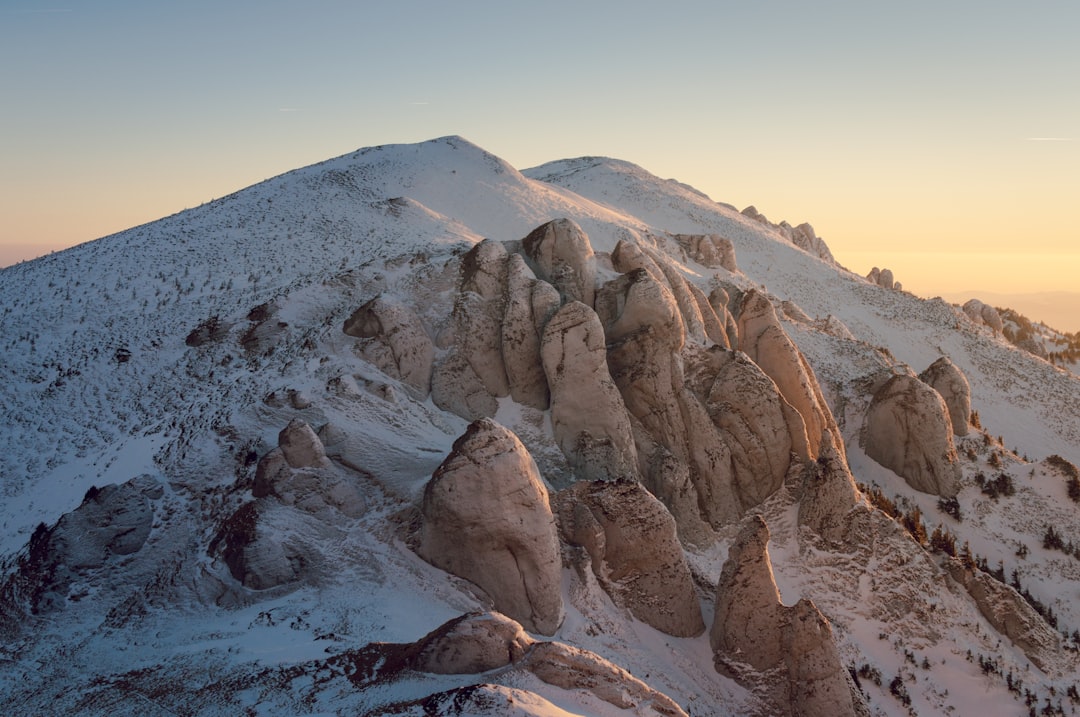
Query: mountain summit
[[2, 137, 1079, 716]]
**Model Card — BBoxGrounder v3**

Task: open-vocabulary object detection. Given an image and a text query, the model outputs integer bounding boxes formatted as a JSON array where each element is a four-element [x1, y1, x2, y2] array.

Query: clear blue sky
[[2, 0, 1078, 298]]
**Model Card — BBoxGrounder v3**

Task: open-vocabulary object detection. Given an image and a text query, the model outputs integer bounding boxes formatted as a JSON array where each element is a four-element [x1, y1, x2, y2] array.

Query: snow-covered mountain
[[2, 136, 1079, 716]]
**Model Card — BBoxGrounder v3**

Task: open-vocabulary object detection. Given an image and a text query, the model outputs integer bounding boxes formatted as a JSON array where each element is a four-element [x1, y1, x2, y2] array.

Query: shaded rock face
[[343, 294, 434, 397], [521, 218, 596, 307], [919, 357, 972, 436], [797, 430, 866, 544], [418, 419, 564, 635], [541, 301, 638, 482], [711, 516, 863, 717], [945, 560, 1060, 671], [553, 480, 704, 637], [502, 253, 560, 410], [353, 611, 688, 717], [13, 479, 156, 613], [862, 374, 961, 497]]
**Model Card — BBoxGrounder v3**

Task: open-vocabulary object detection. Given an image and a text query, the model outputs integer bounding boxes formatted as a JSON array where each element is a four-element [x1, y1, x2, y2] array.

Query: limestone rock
[[797, 430, 866, 544], [418, 419, 564, 635], [711, 516, 863, 717], [962, 298, 1004, 333], [451, 289, 510, 399], [919, 357, 972, 436], [673, 233, 738, 272], [554, 480, 704, 637], [540, 301, 638, 482], [343, 294, 435, 397], [521, 218, 596, 307], [431, 351, 499, 421], [688, 281, 731, 348], [946, 559, 1061, 671], [862, 373, 961, 497], [501, 254, 559, 409], [411, 611, 535, 675], [736, 289, 837, 462], [708, 286, 739, 347]]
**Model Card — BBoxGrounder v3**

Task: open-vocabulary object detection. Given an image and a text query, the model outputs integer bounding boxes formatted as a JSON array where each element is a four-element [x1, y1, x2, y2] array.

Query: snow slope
[[2, 136, 1079, 716]]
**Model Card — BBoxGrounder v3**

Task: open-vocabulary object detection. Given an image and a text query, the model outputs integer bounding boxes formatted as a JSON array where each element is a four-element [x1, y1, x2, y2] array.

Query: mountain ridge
[[2, 136, 1079, 716]]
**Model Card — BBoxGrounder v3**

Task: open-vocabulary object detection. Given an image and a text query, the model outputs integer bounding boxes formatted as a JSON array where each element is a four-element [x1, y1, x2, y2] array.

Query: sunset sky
[[2, 1, 1077, 316]]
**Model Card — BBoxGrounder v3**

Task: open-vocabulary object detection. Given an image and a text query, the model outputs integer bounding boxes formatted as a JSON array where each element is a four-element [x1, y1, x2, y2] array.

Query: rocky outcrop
[[919, 357, 972, 436], [711, 516, 864, 717], [736, 289, 838, 462], [862, 373, 961, 497], [797, 430, 866, 544], [554, 479, 704, 637], [501, 254, 560, 409], [867, 266, 896, 290], [673, 233, 738, 272], [219, 420, 365, 591], [540, 301, 638, 482], [13, 478, 157, 613], [962, 298, 1004, 333], [945, 560, 1061, 671], [354, 611, 688, 716], [343, 294, 434, 397], [741, 208, 836, 263], [708, 286, 740, 347], [521, 218, 596, 307], [417, 419, 564, 635]]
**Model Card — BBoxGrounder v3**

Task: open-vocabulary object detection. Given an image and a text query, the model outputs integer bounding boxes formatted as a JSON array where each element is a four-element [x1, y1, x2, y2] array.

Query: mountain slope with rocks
[[1, 136, 1079, 716]]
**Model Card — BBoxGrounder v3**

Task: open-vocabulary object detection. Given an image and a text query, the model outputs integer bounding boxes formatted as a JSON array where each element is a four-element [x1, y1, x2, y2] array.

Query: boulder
[[343, 294, 434, 397], [540, 301, 638, 482], [919, 357, 972, 436], [418, 419, 564, 635], [673, 233, 738, 272], [711, 516, 863, 717], [521, 218, 596, 307], [554, 480, 704, 637], [962, 299, 1004, 333], [862, 373, 961, 497]]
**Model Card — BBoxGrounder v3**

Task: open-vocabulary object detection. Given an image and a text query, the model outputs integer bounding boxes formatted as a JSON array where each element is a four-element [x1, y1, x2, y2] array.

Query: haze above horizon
[[2, 1, 1077, 323]]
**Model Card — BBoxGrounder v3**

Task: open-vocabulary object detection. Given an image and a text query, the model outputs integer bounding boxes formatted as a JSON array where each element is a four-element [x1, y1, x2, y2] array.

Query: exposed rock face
[[501, 253, 559, 409], [343, 294, 435, 397], [553, 480, 704, 637], [708, 286, 740, 347], [430, 351, 498, 421], [673, 233, 738, 272], [521, 218, 596, 307], [945, 560, 1061, 671], [919, 357, 972, 436], [962, 298, 1004, 333], [741, 208, 836, 263], [797, 430, 866, 544], [540, 301, 638, 482], [736, 289, 838, 462], [862, 374, 961, 497], [867, 266, 896, 290], [418, 419, 564, 635], [711, 516, 863, 717], [411, 611, 535, 675]]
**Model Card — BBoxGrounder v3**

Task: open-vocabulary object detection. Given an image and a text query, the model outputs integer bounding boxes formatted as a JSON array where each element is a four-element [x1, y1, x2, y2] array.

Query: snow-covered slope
[[2, 136, 1079, 716]]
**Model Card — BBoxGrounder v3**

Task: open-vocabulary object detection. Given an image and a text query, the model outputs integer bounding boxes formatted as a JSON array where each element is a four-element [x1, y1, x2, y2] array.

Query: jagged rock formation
[[343, 294, 435, 397], [740, 207, 836, 264], [673, 233, 738, 272], [553, 479, 704, 637], [862, 373, 961, 496], [541, 301, 639, 482], [502, 253, 561, 409], [962, 298, 1004, 333], [417, 419, 564, 635], [796, 430, 867, 544], [945, 560, 1061, 671], [919, 357, 972, 436], [711, 516, 864, 717]]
